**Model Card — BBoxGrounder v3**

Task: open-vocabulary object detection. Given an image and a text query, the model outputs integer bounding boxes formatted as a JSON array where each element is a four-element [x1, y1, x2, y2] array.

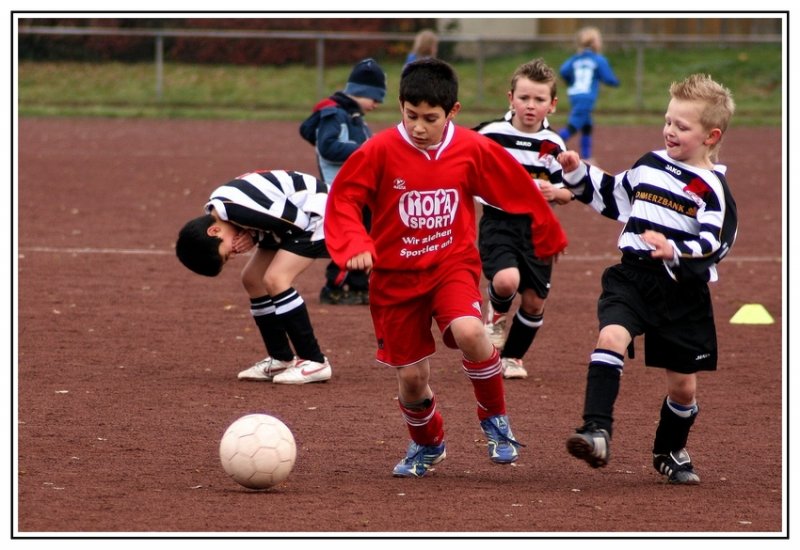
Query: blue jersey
[[559, 49, 619, 105]]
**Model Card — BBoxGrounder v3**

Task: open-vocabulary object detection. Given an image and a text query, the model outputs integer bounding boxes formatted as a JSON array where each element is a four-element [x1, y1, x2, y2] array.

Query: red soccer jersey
[[324, 121, 568, 274]]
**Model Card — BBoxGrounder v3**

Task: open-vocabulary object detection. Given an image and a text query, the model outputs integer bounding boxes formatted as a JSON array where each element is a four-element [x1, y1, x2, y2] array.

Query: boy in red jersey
[[324, 59, 568, 477]]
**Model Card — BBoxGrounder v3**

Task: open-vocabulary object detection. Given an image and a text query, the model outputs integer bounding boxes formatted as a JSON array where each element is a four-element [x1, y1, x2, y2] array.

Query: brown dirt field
[[15, 119, 784, 537]]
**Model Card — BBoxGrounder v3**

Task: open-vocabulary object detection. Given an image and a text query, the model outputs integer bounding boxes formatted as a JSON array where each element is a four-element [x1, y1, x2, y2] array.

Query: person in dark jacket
[[299, 58, 387, 305]]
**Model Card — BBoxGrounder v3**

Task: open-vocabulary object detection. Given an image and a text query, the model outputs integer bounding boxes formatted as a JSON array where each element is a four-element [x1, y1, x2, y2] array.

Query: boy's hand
[[641, 230, 674, 260], [557, 151, 581, 172], [232, 230, 256, 254], [537, 180, 574, 205], [346, 251, 373, 274], [536, 179, 558, 202]]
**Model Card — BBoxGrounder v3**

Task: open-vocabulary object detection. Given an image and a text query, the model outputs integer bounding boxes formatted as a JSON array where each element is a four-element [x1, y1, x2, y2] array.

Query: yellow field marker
[[729, 303, 775, 325]]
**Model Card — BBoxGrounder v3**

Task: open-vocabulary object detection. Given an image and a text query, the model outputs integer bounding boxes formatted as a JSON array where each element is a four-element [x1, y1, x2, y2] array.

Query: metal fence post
[[316, 37, 325, 100], [476, 38, 484, 104], [155, 33, 164, 101], [635, 40, 644, 110]]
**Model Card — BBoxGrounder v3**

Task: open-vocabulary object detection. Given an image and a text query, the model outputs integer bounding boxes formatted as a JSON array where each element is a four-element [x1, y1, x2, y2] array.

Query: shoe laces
[[483, 416, 526, 448], [404, 442, 441, 463], [576, 421, 605, 435]]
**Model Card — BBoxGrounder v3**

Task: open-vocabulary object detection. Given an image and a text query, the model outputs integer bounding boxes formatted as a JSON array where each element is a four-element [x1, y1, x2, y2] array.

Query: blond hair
[[411, 29, 438, 58], [510, 58, 558, 99], [670, 74, 736, 160], [577, 26, 602, 52]]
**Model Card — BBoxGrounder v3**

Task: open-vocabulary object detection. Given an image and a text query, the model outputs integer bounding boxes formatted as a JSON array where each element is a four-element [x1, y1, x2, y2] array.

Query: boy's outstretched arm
[[476, 140, 568, 260], [557, 151, 634, 223], [557, 150, 581, 173]]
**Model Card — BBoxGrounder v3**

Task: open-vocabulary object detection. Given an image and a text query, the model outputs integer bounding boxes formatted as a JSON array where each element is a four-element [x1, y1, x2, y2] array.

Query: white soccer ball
[[219, 413, 297, 490]]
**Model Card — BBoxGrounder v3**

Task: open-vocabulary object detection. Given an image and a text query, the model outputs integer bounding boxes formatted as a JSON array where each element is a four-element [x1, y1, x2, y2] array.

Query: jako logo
[[665, 164, 682, 176], [399, 189, 459, 229]]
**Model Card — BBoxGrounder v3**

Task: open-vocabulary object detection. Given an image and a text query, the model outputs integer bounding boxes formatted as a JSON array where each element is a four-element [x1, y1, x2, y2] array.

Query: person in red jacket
[[324, 58, 568, 477]]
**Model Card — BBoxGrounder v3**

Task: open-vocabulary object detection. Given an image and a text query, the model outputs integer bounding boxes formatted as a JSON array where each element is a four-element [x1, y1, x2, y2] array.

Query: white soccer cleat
[[237, 357, 294, 382], [501, 357, 528, 379], [484, 303, 507, 349], [272, 357, 332, 385]]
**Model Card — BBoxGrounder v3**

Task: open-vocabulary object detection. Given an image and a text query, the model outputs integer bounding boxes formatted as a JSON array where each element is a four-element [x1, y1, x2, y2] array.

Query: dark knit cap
[[344, 58, 387, 102]]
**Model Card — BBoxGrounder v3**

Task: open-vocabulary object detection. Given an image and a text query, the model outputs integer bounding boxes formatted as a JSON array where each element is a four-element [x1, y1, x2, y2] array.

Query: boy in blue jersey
[[558, 27, 620, 162], [405, 29, 438, 65], [557, 74, 737, 484]]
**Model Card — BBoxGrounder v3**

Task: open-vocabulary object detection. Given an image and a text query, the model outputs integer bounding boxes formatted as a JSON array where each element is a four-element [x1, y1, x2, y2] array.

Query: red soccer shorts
[[368, 263, 483, 367]]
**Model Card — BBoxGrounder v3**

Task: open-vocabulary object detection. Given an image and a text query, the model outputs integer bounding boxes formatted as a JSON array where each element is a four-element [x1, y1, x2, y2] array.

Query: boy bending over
[[176, 169, 333, 385]]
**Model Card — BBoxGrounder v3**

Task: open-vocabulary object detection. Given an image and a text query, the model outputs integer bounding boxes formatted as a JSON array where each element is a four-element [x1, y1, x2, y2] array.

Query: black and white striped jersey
[[474, 114, 567, 209], [205, 170, 329, 242], [563, 150, 738, 283]]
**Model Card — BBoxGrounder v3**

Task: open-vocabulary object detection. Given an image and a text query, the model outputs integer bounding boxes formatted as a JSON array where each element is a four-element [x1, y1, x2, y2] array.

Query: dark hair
[[399, 58, 458, 114], [175, 214, 224, 277]]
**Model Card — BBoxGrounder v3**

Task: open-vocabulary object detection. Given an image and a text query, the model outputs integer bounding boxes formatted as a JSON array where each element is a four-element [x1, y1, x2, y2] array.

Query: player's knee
[[456, 320, 485, 343], [240, 269, 264, 295], [519, 291, 545, 315], [491, 271, 519, 297], [261, 271, 295, 296], [667, 373, 697, 404], [596, 325, 631, 356], [396, 363, 429, 394], [450, 318, 489, 353]]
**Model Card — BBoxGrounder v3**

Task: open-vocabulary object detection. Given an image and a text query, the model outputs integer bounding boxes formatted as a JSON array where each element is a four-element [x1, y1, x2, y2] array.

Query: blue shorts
[[566, 96, 595, 130]]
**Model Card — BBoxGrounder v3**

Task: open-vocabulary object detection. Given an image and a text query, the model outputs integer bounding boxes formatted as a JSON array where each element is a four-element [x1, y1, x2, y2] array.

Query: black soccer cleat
[[566, 424, 610, 469], [653, 448, 701, 485]]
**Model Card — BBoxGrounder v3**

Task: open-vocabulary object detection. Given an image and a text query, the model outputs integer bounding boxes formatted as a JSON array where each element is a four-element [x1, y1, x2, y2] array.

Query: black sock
[[273, 288, 325, 363], [488, 283, 515, 314], [501, 310, 543, 359], [652, 396, 699, 454], [582, 348, 624, 436], [250, 295, 293, 362]]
